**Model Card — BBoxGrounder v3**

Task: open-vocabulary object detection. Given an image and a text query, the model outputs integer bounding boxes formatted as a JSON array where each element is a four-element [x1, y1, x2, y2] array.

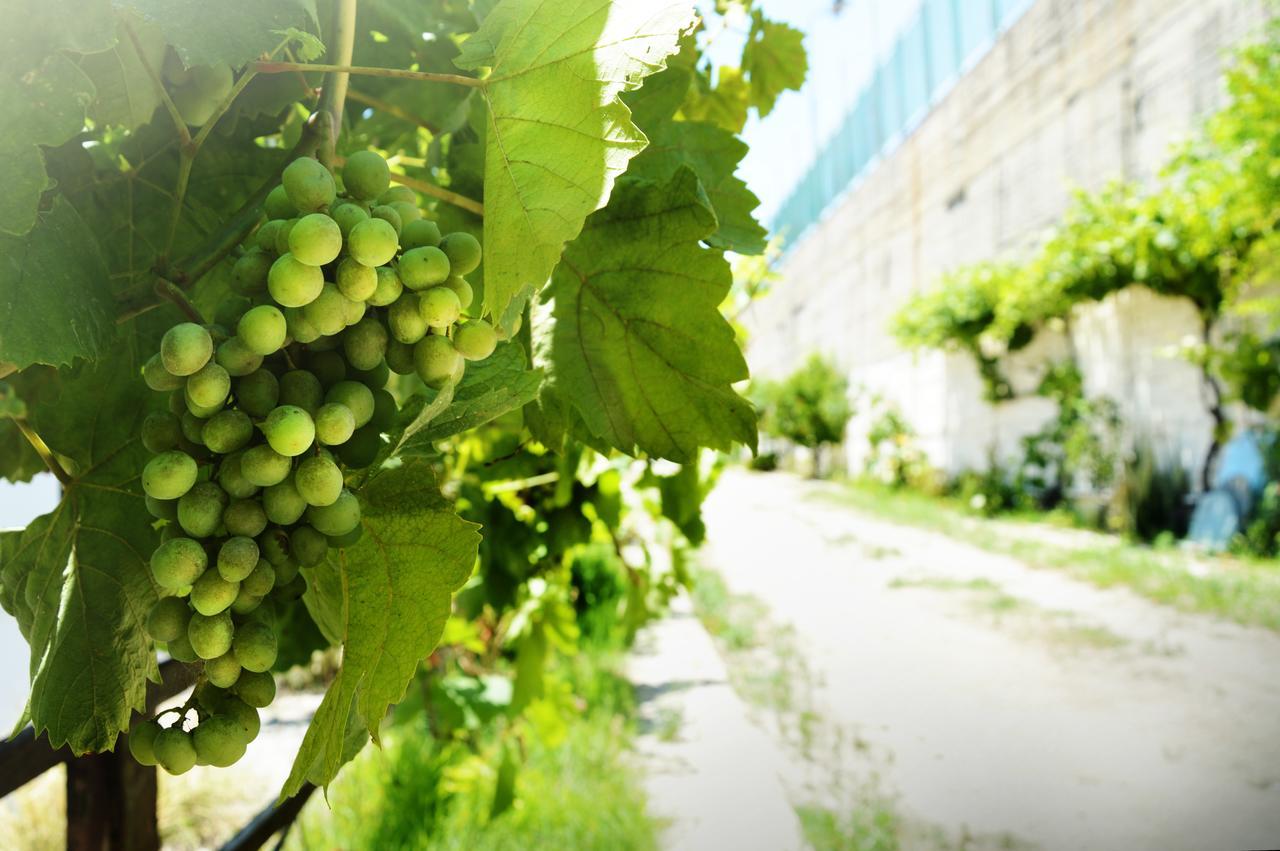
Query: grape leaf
[[0, 198, 115, 369], [78, 18, 167, 131], [119, 0, 319, 69], [542, 169, 757, 463], [281, 460, 479, 797], [742, 11, 807, 118], [454, 0, 697, 330], [0, 354, 161, 754]]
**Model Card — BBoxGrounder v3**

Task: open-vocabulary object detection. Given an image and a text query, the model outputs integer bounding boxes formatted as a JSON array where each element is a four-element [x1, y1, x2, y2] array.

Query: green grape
[[308, 349, 347, 387], [343, 150, 391, 201], [347, 218, 398, 266], [301, 283, 348, 336], [325, 381, 375, 428], [217, 536, 260, 582], [314, 402, 356, 446], [343, 318, 388, 371], [142, 412, 182, 453], [370, 388, 397, 431], [440, 232, 482, 275], [233, 670, 277, 708], [144, 353, 185, 391], [282, 157, 336, 213], [413, 335, 461, 389], [146, 495, 178, 521], [371, 204, 403, 236], [202, 409, 253, 454], [295, 456, 343, 507], [441, 275, 474, 310], [178, 482, 227, 538], [331, 201, 370, 238], [185, 362, 231, 410], [388, 293, 427, 344], [235, 369, 280, 418], [385, 339, 416, 375], [273, 557, 300, 586], [219, 696, 262, 741], [230, 250, 273, 296], [258, 527, 291, 566], [378, 185, 416, 206], [341, 291, 366, 326], [289, 212, 343, 266], [336, 424, 382, 468], [263, 405, 315, 456], [193, 716, 248, 767], [204, 653, 242, 689], [179, 412, 205, 446], [399, 246, 450, 291], [129, 719, 163, 766], [215, 336, 264, 377], [233, 622, 278, 673], [274, 218, 298, 256], [237, 304, 288, 355], [223, 499, 267, 538], [285, 306, 322, 344], [167, 390, 187, 416], [191, 569, 239, 616], [268, 254, 324, 309], [290, 526, 328, 567], [336, 257, 377, 301], [230, 586, 262, 615], [368, 266, 403, 307], [351, 360, 390, 390], [217, 452, 260, 499], [168, 627, 200, 662], [454, 320, 498, 361], [256, 219, 284, 253], [241, 444, 292, 487], [306, 488, 361, 537], [146, 596, 191, 642], [278, 369, 324, 415], [401, 218, 441, 250], [327, 524, 364, 549], [389, 200, 421, 226], [204, 323, 231, 346], [242, 560, 276, 597], [418, 286, 461, 329], [161, 323, 214, 377], [154, 727, 198, 775], [185, 394, 223, 419], [188, 610, 234, 659], [264, 184, 298, 220], [143, 451, 198, 500]]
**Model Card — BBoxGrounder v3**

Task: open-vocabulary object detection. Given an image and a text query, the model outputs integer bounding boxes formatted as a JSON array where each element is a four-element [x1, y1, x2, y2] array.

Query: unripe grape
[[185, 362, 230, 409], [385, 339, 415, 375], [219, 696, 261, 741], [193, 716, 248, 767], [418, 286, 461, 329], [389, 200, 421, 227], [314, 402, 356, 446], [143, 451, 198, 500], [413, 335, 461, 388], [233, 670, 277, 708], [454, 320, 498, 361], [151, 537, 207, 588], [279, 370, 324, 415], [442, 275, 474, 311], [144, 353, 185, 391], [223, 499, 267, 538], [146, 494, 178, 521], [325, 381, 374, 428], [343, 150, 391, 201], [167, 390, 187, 416], [142, 412, 182, 454], [129, 719, 163, 766], [399, 246, 450, 291], [351, 360, 390, 390], [147, 596, 191, 642], [364, 269, 400, 310], [188, 610, 234, 659], [203, 409, 253, 454], [306, 488, 361, 537], [343, 318, 388, 371], [217, 452, 259, 499], [168, 626, 200, 661], [242, 560, 276, 597], [191, 570, 239, 616], [241, 444, 292, 487], [369, 389, 397, 431], [264, 184, 298, 220], [185, 394, 223, 419], [285, 307, 322, 344], [289, 212, 342, 266], [263, 406, 315, 456], [400, 218, 441, 250], [215, 336, 264, 378], [308, 349, 347, 387], [378, 185, 416, 206], [290, 525, 328, 567], [273, 557, 301, 586], [282, 157, 336, 213], [154, 727, 198, 775], [268, 254, 324, 308], [161, 323, 213, 377], [217, 536, 260, 582], [231, 250, 273, 296], [440, 232, 482, 275], [388, 293, 427, 344], [347, 218, 398, 266], [330, 202, 369, 238], [335, 424, 382, 468], [274, 218, 298, 256], [336, 257, 377, 301], [233, 621, 278, 673], [295, 456, 343, 507], [178, 482, 227, 538], [301, 283, 348, 337], [230, 586, 263, 615], [204, 652, 242, 689], [341, 291, 366, 326], [371, 204, 403, 236], [237, 305, 288, 355], [327, 524, 364, 549], [235, 369, 280, 418], [256, 219, 284, 253], [179, 411, 206, 446]]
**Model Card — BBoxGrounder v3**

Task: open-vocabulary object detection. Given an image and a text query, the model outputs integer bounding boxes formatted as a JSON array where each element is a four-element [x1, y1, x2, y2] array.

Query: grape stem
[[155, 278, 205, 324], [253, 61, 483, 88], [13, 418, 72, 486], [346, 88, 441, 134], [315, 0, 358, 169], [387, 170, 485, 218], [122, 22, 193, 149]]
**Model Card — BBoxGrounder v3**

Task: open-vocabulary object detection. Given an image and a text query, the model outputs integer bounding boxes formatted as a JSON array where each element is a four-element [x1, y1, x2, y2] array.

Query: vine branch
[[347, 88, 440, 133], [254, 61, 483, 88], [316, 0, 358, 167], [155, 278, 204, 323], [14, 419, 72, 486], [388, 171, 485, 217], [123, 22, 192, 149]]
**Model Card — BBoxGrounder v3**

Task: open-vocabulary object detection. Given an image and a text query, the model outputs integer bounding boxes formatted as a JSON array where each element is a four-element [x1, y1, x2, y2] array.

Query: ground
[[631, 468, 1280, 851]]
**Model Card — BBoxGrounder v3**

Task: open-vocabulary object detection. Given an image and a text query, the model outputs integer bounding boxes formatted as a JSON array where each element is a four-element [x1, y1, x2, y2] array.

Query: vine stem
[[316, 0, 358, 167], [14, 419, 72, 486], [155, 278, 204, 323], [387, 170, 485, 217], [347, 88, 440, 133], [253, 60, 483, 88], [123, 22, 192, 149]]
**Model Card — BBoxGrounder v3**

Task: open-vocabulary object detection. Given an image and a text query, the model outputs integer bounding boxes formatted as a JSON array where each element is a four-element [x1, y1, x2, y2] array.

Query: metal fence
[[772, 0, 1035, 246]]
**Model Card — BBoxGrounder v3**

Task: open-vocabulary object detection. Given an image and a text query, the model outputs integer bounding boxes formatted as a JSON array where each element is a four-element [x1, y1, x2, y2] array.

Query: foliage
[[863, 399, 931, 490], [757, 354, 853, 462], [1108, 442, 1192, 542]]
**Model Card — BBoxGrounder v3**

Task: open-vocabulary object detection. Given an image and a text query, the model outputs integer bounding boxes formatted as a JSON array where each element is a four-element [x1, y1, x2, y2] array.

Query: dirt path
[[697, 469, 1280, 851]]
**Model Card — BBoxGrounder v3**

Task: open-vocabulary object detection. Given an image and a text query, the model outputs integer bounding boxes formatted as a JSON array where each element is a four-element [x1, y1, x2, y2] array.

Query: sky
[[0, 475, 60, 726]]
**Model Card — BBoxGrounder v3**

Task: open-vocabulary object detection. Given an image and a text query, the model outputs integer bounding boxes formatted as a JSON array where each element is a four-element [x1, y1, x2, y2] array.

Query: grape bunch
[[128, 150, 496, 774]]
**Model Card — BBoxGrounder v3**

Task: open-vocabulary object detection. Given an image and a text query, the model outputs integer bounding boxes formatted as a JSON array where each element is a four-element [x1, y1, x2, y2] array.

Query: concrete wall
[[746, 0, 1269, 480]]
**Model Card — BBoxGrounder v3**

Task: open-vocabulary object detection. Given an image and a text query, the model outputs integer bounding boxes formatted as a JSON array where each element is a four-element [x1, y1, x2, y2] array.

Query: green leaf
[[282, 461, 479, 797], [742, 12, 807, 118], [0, 198, 115, 369], [455, 0, 696, 329], [78, 17, 166, 131], [542, 169, 757, 462], [118, 0, 319, 68], [0, 354, 160, 754]]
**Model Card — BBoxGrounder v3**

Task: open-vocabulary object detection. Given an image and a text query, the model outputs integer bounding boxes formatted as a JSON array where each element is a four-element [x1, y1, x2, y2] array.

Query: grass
[[815, 480, 1280, 631], [797, 802, 901, 851]]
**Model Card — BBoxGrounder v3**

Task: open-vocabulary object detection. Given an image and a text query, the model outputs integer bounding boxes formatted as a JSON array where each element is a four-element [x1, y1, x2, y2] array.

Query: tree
[[759, 354, 853, 476]]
